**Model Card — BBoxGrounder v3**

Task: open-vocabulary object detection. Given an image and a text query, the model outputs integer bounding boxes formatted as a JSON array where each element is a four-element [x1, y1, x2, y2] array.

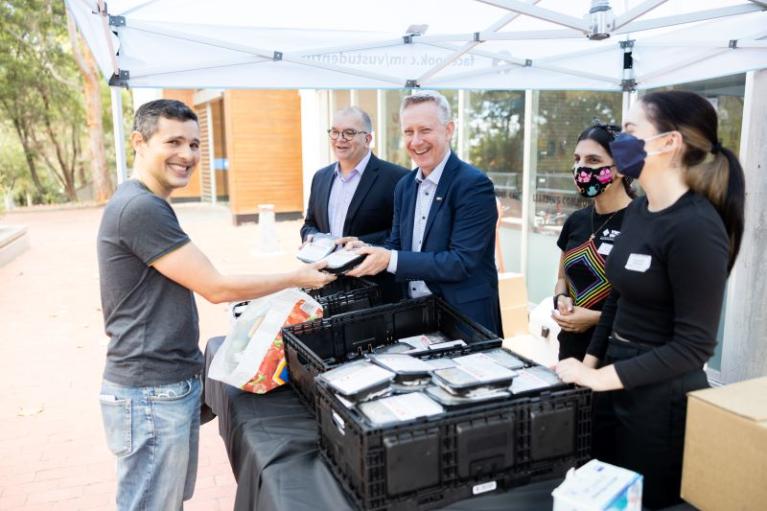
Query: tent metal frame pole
[[295, 40, 406, 57], [638, 40, 767, 48], [128, 22, 404, 86], [638, 48, 733, 83], [128, 20, 404, 59], [613, 0, 669, 30], [615, 4, 764, 34], [425, 42, 528, 66], [419, 29, 582, 42], [110, 86, 128, 184], [95, 0, 120, 77], [424, 42, 619, 84], [476, 0, 590, 32], [424, 52, 619, 89], [536, 44, 614, 64], [130, 57, 272, 79], [120, 0, 162, 16], [417, 2, 541, 83]]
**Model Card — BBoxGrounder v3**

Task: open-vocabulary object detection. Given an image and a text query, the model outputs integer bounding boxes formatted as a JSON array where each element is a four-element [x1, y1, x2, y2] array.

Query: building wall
[[224, 90, 304, 220], [210, 99, 228, 198], [162, 89, 202, 200]]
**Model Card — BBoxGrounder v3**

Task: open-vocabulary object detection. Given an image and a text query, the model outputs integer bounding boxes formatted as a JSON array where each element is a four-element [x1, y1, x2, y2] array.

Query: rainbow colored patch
[[563, 239, 612, 309]]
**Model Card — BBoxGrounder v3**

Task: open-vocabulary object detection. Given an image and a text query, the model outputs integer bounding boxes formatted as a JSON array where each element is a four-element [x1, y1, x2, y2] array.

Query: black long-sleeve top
[[587, 190, 729, 389]]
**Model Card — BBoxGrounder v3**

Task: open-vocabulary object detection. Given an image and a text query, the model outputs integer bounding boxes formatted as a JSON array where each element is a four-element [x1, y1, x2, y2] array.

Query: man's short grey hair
[[400, 90, 452, 124], [334, 106, 373, 133]]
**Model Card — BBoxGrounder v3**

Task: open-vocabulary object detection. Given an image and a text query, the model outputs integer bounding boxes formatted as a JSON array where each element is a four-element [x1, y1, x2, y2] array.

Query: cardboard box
[[498, 272, 527, 309], [501, 304, 528, 337], [498, 273, 528, 337], [552, 459, 642, 511], [681, 376, 767, 511]]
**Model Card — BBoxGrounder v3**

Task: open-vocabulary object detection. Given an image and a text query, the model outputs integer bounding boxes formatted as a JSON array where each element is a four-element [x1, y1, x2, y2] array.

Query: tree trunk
[[66, 11, 112, 202], [10, 117, 46, 196], [37, 87, 79, 202]]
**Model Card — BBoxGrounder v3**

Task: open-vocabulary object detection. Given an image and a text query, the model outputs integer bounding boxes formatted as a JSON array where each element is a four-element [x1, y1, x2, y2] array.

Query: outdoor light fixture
[[587, 0, 615, 40]]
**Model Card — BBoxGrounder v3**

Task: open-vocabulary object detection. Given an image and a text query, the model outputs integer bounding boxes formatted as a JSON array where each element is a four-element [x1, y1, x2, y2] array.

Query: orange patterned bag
[[208, 289, 323, 393]]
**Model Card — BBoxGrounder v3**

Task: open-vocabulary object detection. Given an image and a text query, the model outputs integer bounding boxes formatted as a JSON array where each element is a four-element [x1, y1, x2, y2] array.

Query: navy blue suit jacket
[[385, 152, 502, 336]]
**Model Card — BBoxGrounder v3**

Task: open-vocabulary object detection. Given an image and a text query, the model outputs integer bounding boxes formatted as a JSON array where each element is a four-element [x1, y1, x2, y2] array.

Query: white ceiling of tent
[[66, 0, 767, 91]]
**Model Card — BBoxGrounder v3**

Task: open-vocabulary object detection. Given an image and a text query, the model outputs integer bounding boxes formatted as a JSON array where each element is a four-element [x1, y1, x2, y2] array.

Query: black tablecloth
[[204, 336, 564, 511], [203, 336, 696, 511]]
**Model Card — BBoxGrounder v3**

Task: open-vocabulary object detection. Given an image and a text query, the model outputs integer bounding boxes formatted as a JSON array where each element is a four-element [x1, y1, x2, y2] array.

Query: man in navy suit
[[347, 91, 502, 336], [301, 106, 409, 301]]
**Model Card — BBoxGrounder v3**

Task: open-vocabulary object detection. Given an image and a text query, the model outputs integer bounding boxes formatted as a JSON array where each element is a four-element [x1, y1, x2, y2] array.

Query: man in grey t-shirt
[[97, 99, 334, 511]]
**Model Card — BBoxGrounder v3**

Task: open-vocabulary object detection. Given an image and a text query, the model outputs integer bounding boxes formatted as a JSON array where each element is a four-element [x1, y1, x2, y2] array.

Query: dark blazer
[[385, 152, 502, 336], [301, 153, 409, 245], [301, 153, 409, 303]]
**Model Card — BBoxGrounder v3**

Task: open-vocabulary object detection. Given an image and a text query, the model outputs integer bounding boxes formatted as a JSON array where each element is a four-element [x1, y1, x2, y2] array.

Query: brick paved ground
[[0, 204, 307, 510]]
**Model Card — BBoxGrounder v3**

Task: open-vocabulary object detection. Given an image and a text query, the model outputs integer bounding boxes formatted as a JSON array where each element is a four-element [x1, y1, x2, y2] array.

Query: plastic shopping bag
[[208, 288, 323, 393]]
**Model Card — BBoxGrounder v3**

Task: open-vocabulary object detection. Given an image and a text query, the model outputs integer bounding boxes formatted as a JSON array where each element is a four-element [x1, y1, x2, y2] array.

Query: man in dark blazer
[[348, 91, 502, 336], [301, 106, 409, 301]]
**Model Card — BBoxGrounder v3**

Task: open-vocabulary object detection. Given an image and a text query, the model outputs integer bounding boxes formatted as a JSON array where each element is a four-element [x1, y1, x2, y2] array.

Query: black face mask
[[572, 165, 614, 198]]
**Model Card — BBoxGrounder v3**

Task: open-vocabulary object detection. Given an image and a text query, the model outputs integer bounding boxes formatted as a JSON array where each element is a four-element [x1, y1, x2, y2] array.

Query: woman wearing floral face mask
[[555, 91, 745, 509], [552, 124, 634, 361]]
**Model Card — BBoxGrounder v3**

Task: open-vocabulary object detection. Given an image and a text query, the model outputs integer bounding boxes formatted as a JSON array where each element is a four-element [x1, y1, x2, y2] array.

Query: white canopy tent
[[67, 0, 767, 91], [66, 0, 767, 382], [65, 0, 767, 179]]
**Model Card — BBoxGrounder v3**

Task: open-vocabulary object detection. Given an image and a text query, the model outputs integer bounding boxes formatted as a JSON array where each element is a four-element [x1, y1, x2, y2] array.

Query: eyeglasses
[[327, 128, 369, 141]]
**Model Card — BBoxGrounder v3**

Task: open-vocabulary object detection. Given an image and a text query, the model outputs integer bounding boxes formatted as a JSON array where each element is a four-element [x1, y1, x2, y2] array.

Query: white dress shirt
[[327, 151, 371, 238], [387, 150, 451, 298]]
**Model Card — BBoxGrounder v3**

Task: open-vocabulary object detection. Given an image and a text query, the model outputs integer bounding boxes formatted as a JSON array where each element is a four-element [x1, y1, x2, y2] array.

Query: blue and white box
[[552, 459, 643, 511]]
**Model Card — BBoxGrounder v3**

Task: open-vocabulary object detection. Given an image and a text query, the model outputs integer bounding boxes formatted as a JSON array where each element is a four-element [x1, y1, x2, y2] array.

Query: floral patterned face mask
[[572, 164, 614, 198]]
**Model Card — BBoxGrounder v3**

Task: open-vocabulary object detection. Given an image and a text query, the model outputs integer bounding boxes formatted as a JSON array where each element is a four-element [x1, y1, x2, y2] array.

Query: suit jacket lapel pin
[[436, 196, 443, 202]]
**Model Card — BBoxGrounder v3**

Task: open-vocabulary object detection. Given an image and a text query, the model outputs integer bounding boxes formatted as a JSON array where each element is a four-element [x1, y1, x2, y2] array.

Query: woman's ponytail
[[641, 90, 745, 273]]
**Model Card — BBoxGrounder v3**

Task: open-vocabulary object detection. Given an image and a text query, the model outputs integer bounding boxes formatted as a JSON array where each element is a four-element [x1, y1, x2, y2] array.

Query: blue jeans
[[100, 375, 202, 511]]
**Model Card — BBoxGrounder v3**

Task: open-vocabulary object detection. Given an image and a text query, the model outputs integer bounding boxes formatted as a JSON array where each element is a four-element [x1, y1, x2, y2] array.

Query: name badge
[[597, 243, 613, 256], [625, 253, 651, 272]]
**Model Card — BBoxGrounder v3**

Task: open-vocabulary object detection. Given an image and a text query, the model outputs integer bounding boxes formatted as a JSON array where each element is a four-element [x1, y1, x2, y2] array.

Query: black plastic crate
[[315, 352, 591, 511], [231, 276, 380, 320], [283, 296, 502, 408], [310, 276, 382, 317]]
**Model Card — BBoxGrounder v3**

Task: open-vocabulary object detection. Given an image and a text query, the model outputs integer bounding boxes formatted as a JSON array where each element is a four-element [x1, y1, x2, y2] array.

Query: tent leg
[[621, 90, 637, 125], [520, 89, 538, 281], [111, 86, 128, 184]]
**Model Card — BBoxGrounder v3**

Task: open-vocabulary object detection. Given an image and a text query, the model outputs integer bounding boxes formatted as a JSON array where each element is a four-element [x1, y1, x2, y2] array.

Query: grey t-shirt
[[97, 179, 202, 386]]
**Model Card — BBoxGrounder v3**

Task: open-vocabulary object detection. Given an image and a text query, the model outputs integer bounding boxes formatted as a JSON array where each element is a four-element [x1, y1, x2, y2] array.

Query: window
[[465, 90, 525, 272], [526, 90, 623, 304], [653, 73, 746, 374]]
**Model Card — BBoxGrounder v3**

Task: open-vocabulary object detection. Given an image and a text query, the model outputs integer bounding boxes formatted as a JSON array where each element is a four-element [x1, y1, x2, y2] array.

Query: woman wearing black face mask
[[555, 91, 745, 509], [552, 124, 634, 361]]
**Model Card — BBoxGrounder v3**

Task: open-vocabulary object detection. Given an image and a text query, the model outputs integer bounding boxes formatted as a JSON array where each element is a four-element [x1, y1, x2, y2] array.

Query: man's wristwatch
[[553, 293, 569, 310]]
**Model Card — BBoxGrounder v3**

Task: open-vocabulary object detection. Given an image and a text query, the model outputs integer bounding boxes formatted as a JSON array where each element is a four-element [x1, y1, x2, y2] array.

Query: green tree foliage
[[536, 91, 622, 173], [0, 0, 88, 203], [467, 90, 525, 174]]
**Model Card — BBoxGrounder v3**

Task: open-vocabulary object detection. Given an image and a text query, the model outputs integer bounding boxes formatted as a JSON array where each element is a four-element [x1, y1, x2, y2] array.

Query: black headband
[[591, 121, 621, 140]]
